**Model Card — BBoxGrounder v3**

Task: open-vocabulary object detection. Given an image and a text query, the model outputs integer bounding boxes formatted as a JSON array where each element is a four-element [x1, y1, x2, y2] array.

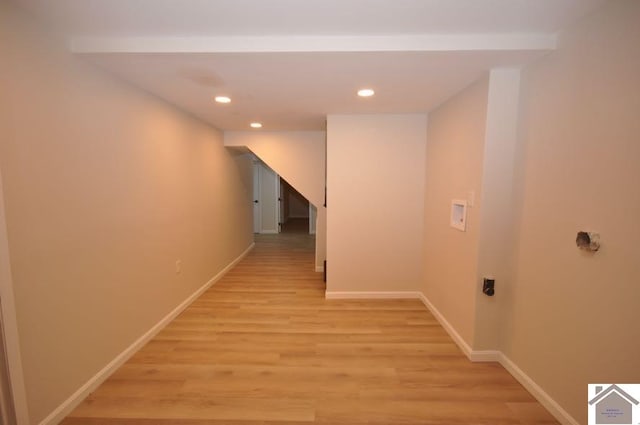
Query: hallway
[[62, 233, 557, 424], [280, 217, 310, 234]]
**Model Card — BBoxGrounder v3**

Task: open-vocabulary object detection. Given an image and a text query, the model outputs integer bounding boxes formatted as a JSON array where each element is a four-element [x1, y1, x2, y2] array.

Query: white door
[[309, 204, 317, 235], [258, 163, 279, 234], [252, 161, 261, 233], [277, 176, 283, 233]]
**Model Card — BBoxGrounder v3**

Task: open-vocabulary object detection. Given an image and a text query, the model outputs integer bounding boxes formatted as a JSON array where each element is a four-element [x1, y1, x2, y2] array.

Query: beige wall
[[225, 131, 326, 269], [327, 114, 426, 292], [504, 1, 640, 422], [424, 2, 640, 422], [423, 79, 489, 345], [473, 69, 522, 350], [0, 4, 253, 423]]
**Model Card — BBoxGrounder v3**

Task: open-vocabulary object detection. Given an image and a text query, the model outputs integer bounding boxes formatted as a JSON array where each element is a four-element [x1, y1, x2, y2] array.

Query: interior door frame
[[252, 160, 261, 234], [276, 175, 282, 233]]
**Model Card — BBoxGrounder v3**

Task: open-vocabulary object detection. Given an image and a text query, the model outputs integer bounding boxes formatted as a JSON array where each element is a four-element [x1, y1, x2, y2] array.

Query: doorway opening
[[280, 179, 312, 234], [252, 159, 316, 235]]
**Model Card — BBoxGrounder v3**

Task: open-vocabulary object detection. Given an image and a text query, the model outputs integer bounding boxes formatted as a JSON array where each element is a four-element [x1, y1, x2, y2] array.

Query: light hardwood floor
[[62, 233, 558, 424]]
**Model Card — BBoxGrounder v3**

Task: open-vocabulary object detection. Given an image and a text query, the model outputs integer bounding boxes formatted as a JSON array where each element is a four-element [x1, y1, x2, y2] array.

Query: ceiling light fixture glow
[[357, 88, 375, 97], [214, 96, 231, 103], [250, 122, 263, 129]]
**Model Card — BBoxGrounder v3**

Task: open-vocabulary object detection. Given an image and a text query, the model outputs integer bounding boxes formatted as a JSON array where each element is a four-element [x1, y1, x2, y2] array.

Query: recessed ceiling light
[[357, 88, 375, 97], [214, 96, 231, 104], [250, 122, 262, 129]]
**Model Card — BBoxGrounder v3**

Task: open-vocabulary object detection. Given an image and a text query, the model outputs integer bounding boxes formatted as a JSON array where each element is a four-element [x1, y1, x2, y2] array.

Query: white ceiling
[[14, 0, 605, 131]]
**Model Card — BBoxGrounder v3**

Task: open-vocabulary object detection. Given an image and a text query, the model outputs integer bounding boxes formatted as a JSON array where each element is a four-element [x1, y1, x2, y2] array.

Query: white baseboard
[[259, 230, 278, 234], [325, 291, 423, 300], [321, 290, 580, 424], [416, 293, 476, 359], [323, 292, 494, 361], [418, 292, 577, 425], [38, 242, 255, 425], [498, 353, 578, 425], [467, 349, 501, 362], [315, 265, 324, 273]]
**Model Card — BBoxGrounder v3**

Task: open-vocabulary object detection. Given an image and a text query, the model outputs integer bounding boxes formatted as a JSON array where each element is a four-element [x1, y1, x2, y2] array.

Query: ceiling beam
[[70, 33, 556, 54]]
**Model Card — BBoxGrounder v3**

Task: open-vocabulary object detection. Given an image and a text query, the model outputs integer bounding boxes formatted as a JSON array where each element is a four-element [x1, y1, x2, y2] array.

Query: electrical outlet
[[175, 260, 182, 274]]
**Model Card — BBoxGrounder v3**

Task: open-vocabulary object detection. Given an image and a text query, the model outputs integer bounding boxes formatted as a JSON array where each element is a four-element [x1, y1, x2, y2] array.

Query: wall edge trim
[[37, 242, 255, 425]]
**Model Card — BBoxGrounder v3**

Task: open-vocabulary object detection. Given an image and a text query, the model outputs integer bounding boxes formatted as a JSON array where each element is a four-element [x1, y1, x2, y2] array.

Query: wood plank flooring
[[62, 233, 558, 425]]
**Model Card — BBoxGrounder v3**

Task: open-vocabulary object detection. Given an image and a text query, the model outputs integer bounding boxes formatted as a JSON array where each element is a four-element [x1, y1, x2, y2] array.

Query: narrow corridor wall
[[0, 4, 253, 422]]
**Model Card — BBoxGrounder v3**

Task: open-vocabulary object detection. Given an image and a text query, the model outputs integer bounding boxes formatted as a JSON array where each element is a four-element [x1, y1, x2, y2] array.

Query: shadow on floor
[[280, 217, 309, 234]]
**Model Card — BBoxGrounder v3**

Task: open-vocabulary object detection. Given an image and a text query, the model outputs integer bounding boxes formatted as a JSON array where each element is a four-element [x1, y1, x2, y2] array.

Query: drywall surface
[[423, 78, 489, 347], [327, 114, 426, 292], [504, 1, 640, 423], [473, 69, 521, 350], [0, 4, 253, 422]]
